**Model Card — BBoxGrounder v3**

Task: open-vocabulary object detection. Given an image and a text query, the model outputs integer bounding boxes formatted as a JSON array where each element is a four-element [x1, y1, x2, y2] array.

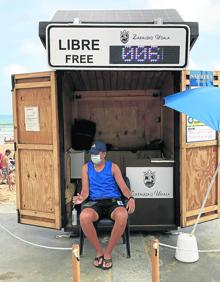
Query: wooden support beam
[[151, 239, 160, 282], [72, 244, 80, 282]]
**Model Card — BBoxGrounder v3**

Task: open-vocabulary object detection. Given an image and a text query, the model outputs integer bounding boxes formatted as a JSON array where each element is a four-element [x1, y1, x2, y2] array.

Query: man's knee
[[113, 208, 128, 225], [80, 209, 97, 224]]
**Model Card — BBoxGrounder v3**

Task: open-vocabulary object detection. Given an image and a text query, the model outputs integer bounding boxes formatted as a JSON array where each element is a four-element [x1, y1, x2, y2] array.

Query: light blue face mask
[[91, 154, 102, 165]]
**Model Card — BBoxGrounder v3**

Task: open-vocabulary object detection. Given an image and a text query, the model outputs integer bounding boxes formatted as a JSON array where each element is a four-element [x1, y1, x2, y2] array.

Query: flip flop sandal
[[101, 258, 113, 270], [93, 255, 104, 268]]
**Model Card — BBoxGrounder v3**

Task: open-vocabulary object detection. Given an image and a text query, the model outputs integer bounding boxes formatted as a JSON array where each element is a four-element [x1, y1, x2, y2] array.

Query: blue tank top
[[88, 161, 121, 200]]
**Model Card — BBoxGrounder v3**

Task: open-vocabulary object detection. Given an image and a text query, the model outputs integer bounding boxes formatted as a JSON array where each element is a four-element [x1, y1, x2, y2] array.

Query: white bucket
[[175, 233, 199, 263]]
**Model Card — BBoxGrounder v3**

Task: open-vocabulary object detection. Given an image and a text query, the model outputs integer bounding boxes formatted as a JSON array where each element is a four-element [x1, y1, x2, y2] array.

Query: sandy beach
[[0, 183, 16, 203]]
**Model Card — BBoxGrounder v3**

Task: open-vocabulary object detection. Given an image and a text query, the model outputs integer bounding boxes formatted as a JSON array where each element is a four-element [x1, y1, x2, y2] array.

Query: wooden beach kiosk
[[12, 9, 220, 232]]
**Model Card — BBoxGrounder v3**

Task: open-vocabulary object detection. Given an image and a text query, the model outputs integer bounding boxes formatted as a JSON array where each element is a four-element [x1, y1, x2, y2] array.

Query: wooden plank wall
[[72, 90, 162, 148], [180, 70, 220, 226], [15, 87, 53, 144]]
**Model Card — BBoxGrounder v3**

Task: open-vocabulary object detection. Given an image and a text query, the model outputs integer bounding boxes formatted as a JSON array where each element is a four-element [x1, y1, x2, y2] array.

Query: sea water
[[0, 115, 13, 144]]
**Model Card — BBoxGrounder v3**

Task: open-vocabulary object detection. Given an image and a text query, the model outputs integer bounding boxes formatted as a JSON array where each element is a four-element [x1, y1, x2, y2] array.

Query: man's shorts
[[82, 198, 126, 220]]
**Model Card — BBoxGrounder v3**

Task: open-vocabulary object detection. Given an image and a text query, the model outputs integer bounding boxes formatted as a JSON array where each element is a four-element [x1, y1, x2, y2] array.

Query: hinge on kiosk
[[73, 18, 80, 24], [153, 18, 163, 25], [16, 209, 21, 223], [11, 75, 15, 91]]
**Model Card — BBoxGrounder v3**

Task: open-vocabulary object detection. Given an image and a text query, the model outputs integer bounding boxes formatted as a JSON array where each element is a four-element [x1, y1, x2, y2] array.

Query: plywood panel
[[16, 87, 52, 144], [186, 146, 217, 211], [19, 149, 55, 213], [13, 71, 61, 229], [14, 71, 51, 80], [74, 90, 161, 147], [179, 70, 220, 226], [16, 77, 50, 84], [15, 82, 51, 89], [186, 213, 218, 226], [186, 205, 217, 217]]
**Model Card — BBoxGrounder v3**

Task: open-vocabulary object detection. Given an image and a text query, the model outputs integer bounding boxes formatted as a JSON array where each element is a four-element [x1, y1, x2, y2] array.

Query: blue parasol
[[164, 86, 220, 132]]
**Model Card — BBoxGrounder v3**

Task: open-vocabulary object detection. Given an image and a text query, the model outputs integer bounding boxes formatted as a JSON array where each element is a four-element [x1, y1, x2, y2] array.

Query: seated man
[[73, 141, 135, 270]]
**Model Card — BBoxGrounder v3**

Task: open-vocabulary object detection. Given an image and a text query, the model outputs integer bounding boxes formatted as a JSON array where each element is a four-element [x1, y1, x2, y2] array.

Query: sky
[[0, 0, 220, 115]]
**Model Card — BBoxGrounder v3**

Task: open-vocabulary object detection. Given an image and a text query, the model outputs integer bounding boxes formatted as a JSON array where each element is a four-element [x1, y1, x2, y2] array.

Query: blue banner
[[190, 70, 213, 87]]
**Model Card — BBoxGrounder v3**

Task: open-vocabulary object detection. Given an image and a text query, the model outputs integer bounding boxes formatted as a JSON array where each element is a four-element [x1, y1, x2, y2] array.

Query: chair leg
[[79, 227, 84, 256], [125, 224, 131, 258], [122, 233, 126, 244]]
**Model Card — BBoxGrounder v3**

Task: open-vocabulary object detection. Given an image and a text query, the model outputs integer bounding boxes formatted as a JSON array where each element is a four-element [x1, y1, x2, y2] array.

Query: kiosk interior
[[13, 9, 199, 231]]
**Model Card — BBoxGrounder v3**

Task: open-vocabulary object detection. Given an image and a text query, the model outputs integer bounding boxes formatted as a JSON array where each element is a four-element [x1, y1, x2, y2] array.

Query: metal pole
[[72, 244, 80, 282], [151, 239, 160, 282]]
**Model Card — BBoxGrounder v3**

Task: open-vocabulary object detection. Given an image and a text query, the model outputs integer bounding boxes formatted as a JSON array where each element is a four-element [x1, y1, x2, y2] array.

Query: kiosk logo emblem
[[143, 170, 156, 188], [120, 30, 129, 44]]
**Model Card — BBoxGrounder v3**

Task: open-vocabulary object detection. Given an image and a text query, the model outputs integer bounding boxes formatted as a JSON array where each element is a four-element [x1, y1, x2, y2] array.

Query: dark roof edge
[[39, 21, 199, 50]]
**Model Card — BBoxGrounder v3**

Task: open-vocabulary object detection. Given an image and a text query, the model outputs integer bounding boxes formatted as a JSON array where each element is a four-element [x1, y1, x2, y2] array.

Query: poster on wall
[[186, 70, 216, 142], [186, 116, 216, 142], [189, 70, 213, 87], [24, 107, 40, 132]]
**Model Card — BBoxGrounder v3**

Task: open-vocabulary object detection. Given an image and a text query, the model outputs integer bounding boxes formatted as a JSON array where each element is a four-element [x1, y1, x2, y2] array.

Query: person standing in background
[[0, 149, 11, 184], [0, 152, 3, 184]]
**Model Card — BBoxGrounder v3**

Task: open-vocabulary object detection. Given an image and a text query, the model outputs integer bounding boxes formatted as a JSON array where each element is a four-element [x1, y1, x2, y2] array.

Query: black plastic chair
[[79, 176, 131, 258]]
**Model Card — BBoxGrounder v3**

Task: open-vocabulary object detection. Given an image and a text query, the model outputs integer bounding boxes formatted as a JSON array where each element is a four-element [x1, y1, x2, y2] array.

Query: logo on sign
[[187, 117, 193, 124], [120, 30, 129, 44], [143, 170, 156, 188]]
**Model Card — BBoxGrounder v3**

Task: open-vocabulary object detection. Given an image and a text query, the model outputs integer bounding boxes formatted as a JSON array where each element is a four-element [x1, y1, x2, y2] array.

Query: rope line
[[2, 221, 220, 254], [159, 242, 220, 253], [0, 222, 72, 251]]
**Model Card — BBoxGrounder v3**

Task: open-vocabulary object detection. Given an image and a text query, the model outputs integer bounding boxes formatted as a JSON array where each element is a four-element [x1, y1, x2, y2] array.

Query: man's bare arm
[[73, 164, 89, 205], [112, 163, 135, 214], [112, 163, 132, 199], [81, 164, 89, 201]]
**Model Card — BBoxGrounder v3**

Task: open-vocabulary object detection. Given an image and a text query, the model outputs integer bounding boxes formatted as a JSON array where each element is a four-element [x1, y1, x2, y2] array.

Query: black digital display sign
[[110, 46, 180, 64]]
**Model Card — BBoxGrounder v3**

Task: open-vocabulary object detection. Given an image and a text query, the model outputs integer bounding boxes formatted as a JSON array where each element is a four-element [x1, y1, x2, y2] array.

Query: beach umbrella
[[164, 86, 220, 262], [164, 86, 220, 132]]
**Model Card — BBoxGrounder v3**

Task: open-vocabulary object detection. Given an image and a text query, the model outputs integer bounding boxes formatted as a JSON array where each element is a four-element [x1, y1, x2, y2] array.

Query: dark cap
[[89, 141, 107, 154]]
